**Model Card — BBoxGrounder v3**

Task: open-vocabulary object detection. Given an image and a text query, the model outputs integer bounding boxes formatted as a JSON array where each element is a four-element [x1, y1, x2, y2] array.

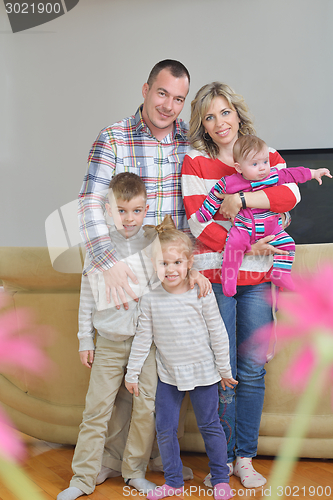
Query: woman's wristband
[[239, 191, 247, 209]]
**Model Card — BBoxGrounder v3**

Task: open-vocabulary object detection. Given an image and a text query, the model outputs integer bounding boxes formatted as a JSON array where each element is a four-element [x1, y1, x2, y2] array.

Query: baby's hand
[[220, 377, 238, 390], [311, 168, 332, 185], [125, 380, 139, 397]]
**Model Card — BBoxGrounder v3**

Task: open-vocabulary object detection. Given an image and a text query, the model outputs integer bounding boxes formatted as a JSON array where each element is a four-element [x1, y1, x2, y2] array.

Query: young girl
[[125, 215, 237, 500]]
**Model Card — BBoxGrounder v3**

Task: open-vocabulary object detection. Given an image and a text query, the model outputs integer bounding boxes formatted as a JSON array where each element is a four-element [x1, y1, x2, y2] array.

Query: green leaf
[[0, 457, 46, 499]]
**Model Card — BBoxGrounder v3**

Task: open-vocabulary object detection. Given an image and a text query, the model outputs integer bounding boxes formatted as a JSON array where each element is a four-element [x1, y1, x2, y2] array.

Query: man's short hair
[[108, 172, 147, 202], [147, 59, 190, 87], [233, 135, 267, 163]]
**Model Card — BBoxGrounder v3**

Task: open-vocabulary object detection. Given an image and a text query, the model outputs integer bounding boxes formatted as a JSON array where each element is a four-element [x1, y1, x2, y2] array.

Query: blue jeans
[[212, 282, 272, 462], [155, 379, 229, 488]]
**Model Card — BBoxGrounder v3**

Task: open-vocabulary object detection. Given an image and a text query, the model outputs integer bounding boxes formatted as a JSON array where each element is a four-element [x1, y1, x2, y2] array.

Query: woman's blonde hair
[[144, 215, 193, 261], [188, 82, 256, 159]]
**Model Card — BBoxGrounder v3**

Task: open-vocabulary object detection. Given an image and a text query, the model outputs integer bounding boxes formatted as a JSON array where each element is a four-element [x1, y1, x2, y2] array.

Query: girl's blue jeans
[[155, 379, 229, 488], [212, 281, 273, 462]]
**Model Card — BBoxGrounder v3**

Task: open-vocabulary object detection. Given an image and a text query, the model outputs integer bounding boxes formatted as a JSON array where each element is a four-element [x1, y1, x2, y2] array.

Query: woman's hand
[[246, 235, 289, 256], [217, 192, 242, 222], [189, 269, 212, 297]]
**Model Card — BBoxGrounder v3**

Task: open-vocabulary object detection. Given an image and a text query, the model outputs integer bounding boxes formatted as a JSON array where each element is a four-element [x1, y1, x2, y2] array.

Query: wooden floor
[[0, 435, 332, 500]]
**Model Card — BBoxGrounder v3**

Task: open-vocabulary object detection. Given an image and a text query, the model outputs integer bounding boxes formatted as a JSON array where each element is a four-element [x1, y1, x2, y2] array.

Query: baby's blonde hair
[[233, 135, 267, 163]]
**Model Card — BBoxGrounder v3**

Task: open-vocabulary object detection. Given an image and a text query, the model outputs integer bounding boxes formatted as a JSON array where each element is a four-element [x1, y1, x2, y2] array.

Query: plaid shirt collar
[[134, 105, 187, 141]]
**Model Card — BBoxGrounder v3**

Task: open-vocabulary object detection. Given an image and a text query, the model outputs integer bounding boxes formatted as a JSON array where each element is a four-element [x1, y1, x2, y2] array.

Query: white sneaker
[[96, 465, 121, 485], [203, 463, 233, 488]]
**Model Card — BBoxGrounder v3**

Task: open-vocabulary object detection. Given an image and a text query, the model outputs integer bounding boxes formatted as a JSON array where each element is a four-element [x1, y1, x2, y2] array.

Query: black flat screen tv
[[277, 149, 333, 245]]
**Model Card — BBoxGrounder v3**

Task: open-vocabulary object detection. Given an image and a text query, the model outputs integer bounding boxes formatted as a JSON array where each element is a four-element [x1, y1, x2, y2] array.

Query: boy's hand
[[103, 261, 139, 310], [189, 269, 212, 297], [220, 376, 238, 390], [80, 350, 94, 368], [125, 380, 139, 397], [311, 168, 332, 185]]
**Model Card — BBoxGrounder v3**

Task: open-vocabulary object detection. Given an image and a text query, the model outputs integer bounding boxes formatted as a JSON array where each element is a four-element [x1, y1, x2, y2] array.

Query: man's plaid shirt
[[78, 106, 189, 274]]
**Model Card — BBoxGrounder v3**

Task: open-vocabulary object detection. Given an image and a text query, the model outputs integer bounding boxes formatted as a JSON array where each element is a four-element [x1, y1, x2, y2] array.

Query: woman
[[181, 82, 300, 488]]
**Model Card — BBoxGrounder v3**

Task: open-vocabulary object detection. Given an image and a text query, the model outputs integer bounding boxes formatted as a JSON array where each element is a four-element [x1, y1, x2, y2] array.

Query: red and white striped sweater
[[181, 147, 300, 285]]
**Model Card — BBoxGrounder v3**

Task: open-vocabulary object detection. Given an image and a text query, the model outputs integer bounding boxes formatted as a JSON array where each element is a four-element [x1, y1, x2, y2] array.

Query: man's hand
[[103, 261, 139, 310], [217, 192, 242, 222], [246, 235, 289, 256], [125, 380, 139, 396], [189, 269, 212, 298], [80, 350, 94, 368]]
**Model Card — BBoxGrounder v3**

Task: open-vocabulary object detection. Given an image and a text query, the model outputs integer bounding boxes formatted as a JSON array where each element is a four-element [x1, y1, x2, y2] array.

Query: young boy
[[57, 172, 159, 500], [196, 135, 331, 296]]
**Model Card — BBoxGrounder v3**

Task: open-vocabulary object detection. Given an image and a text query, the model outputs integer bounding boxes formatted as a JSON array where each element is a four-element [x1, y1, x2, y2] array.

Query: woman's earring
[[204, 132, 211, 141]]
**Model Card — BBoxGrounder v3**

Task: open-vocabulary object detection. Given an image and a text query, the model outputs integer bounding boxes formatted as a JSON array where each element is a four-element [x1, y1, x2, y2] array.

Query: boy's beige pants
[[70, 335, 157, 495]]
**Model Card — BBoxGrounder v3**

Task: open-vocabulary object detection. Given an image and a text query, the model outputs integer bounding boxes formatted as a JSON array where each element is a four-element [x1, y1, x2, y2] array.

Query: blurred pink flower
[[0, 407, 25, 462], [265, 264, 333, 499], [247, 264, 333, 394], [0, 308, 51, 375], [280, 345, 317, 391], [0, 292, 53, 462], [274, 264, 333, 338], [275, 264, 333, 392]]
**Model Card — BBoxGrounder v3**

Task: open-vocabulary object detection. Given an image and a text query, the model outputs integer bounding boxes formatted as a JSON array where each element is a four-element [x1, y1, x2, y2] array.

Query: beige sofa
[[0, 244, 332, 458]]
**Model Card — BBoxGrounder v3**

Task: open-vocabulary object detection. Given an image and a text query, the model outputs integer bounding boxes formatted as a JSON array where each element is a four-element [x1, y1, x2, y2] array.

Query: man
[[78, 59, 193, 309]]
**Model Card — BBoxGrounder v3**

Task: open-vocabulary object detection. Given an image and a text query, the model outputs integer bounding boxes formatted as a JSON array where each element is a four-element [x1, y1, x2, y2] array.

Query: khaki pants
[[70, 335, 157, 495]]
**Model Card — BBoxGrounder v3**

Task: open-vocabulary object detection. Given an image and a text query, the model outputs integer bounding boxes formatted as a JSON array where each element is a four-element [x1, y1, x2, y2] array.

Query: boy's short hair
[[233, 135, 267, 163], [108, 172, 147, 202]]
